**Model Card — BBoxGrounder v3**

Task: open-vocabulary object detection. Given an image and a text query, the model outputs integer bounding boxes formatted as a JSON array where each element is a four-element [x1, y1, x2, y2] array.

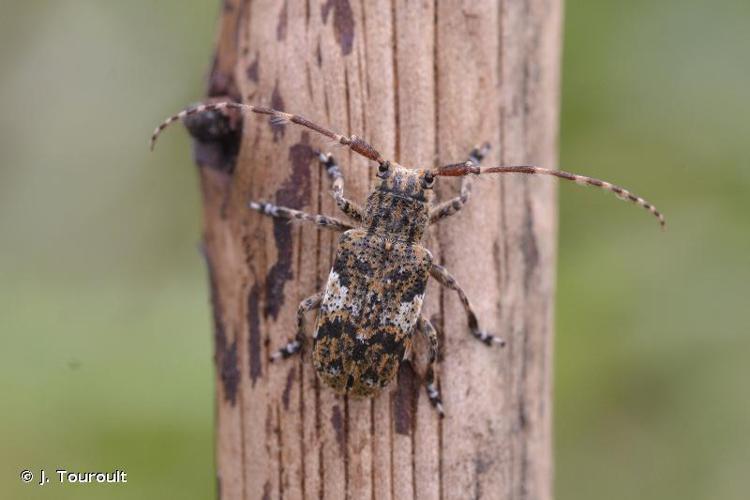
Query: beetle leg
[[318, 152, 364, 222], [429, 143, 490, 224], [417, 316, 444, 417], [430, 263, 506, 347], [248, 201, 353, 232], [270, 292, 323, 361]]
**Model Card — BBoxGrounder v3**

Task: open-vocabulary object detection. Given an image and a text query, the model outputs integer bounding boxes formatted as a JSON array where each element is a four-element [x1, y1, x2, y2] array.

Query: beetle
[[151, 102, 664, 416]]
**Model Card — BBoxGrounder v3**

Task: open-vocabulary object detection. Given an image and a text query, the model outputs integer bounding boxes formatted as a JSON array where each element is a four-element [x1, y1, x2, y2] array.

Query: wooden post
[[194, 1, 561, 498]]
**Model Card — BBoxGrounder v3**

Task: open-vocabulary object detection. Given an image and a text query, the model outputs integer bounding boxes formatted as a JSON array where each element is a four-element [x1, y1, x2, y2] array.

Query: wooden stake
[[196, 1, 561, 498]]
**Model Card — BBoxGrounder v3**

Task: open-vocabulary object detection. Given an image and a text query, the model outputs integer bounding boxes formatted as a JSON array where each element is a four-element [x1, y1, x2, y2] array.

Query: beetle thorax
[[363, 165, 432, 242]]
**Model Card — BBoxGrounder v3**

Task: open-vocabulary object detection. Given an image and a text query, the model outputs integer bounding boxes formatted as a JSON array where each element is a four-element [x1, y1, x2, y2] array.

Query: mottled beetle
[[151, 102, 664, 416]]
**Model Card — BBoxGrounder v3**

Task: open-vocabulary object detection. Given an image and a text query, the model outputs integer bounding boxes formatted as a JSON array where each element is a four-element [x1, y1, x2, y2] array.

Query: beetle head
[[374, 161, 436, 203]]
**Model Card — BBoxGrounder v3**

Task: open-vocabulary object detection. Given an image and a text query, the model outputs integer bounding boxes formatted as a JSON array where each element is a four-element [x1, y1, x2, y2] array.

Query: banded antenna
[[150, 102, 385, 164], [434, 161, 665, 228]]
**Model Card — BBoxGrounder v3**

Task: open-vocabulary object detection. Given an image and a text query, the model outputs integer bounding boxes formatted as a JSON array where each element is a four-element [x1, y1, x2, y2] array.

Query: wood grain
[[196, 1, 562, 498]]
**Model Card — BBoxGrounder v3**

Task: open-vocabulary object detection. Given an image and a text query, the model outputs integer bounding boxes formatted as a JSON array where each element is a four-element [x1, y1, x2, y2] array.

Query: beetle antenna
[[150, 101, 385, 164], [435, 162, 665, 228]]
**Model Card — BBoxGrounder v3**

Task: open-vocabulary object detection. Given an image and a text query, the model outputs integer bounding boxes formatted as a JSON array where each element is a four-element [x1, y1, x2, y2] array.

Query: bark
[[195, 1, 561, 498]]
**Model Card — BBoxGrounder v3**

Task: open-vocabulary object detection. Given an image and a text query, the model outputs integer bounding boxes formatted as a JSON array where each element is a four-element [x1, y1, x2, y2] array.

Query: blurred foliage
[[0, 1, 747, 499], [557, 1, 750, 499]]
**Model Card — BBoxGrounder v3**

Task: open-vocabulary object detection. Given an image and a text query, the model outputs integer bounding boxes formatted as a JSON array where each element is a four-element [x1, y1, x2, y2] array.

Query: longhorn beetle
[[151, 102, 664, 416]]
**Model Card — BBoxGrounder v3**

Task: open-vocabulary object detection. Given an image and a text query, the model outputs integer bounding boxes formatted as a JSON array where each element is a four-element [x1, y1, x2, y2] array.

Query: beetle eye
[[422, 171, 435, 188], [377, 162, 389, 176]]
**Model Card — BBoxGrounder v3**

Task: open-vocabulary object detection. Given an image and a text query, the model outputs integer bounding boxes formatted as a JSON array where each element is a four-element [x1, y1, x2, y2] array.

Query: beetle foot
[[270, 339, 303, 362], [473, 330, 506, 347]]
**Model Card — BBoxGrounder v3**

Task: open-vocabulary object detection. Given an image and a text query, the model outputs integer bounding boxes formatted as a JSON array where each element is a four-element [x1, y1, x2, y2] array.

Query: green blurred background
[[1, 1, 747, 498]]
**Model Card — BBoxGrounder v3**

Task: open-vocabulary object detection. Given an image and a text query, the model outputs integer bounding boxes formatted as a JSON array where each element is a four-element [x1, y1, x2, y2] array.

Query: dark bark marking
[[321, 0, 355, 56], [520, 192, 539, 293], [265, 407, 274, 451], [492, 240, 504, 319], [185, 101, 242, 173], [305, 61, 314, 99], [519, 398, 529, 430], [221, 339, 240, 407], [207, 58, 238, 101], [282, 365, 296, 410], [316, 40, 323, 67], [207, 252, 240, 405], [262, 480, 272, 500], [474, 454, 492, 475], [209, 68, 234, 96], [276, 0, 288, 41], [520, 443, 530, 500], [270, 81, 286, 141], [247, 283, 263, 385], [331, 404, 346, 456], [393, 362, 419, 435], [264, 132, 315, 319], [207, 252, 225, 354], [246, 52, 259, 82], [472, 453, 495, 500]]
